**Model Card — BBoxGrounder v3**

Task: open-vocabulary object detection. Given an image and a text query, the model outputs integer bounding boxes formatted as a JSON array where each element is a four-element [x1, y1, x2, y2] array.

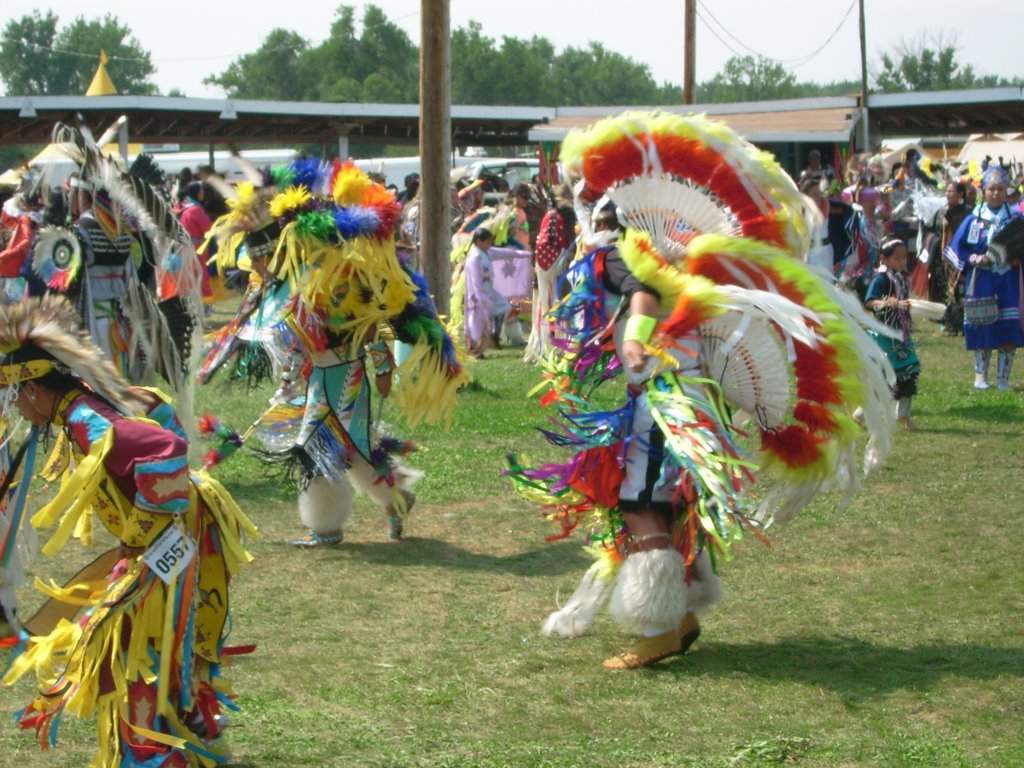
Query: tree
[[308, 4, 418, 102], [59, 15, 157, 94], [0, 11, 155, 96], [550, 42, 667, 106], [874, 33, 1021, 92], [204, 28, 312, 100], [698, 55, 799, 103], [207, 5, 418, 103], [450, 21, 502, 104], [0, 11, 60, 95], [451, 22, 670, 107]]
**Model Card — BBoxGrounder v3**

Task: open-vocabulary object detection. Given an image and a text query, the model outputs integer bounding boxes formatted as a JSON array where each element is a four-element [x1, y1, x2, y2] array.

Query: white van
[[139, 148, 299, 182], [352, 155, 479, 191]]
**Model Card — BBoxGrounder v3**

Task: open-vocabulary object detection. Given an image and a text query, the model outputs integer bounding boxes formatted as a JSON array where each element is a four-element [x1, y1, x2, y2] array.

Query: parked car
[[457, 158, 540, 204]]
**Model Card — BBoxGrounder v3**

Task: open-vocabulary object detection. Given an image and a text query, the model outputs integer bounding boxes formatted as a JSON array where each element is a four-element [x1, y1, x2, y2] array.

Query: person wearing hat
[[944, 164, 1024, 390], [507, 111, 897, 671], [0, 295, 255, 767], [200, 163, 468, 547]]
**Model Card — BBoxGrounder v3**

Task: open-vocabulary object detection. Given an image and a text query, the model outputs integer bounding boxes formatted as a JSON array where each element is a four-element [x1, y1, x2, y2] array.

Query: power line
[[696, 0, 857, 71]]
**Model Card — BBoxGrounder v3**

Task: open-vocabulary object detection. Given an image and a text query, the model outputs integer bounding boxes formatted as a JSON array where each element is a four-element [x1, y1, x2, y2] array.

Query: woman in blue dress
[[944, 166, 1024, 390]]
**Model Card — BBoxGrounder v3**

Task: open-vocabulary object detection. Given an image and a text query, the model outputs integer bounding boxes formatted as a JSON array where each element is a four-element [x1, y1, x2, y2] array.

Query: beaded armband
[[367, 340, 394, 375]]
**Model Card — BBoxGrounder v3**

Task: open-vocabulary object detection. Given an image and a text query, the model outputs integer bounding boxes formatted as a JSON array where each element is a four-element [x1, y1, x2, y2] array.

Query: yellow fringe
[[33, 429, 114, 556]]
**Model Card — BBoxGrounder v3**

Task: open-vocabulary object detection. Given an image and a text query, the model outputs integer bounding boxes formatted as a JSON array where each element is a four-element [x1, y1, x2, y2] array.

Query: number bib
[[143, 522, 197, 584]]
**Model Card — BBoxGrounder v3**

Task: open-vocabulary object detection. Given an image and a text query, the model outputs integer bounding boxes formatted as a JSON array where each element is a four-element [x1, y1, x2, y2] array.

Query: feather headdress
[[52, 119, 203, 429], [560, 111, 811, 261], [0, 296, 145, 416]]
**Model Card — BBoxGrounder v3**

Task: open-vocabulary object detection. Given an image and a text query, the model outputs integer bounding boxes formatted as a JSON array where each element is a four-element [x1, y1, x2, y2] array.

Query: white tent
[[957, 134, 1024, 167]]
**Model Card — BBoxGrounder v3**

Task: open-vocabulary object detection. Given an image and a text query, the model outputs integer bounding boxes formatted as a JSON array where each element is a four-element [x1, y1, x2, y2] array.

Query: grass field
[[1, 317, 1022, 767]]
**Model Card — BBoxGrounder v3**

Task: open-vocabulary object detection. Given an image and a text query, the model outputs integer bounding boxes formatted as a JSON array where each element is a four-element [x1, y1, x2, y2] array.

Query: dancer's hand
[[622, 339, 648, 373]]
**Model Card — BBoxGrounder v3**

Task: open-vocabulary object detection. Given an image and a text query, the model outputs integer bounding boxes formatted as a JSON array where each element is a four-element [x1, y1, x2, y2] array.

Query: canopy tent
[[2, 51, 124, 188], [0, 141, 134, 189], [957, 133, 1024, 166]]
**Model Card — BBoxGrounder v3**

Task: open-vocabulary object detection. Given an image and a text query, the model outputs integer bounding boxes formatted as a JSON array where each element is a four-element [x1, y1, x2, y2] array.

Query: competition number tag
[[967, 219, 982, 245], [143, 522, 196, 584]]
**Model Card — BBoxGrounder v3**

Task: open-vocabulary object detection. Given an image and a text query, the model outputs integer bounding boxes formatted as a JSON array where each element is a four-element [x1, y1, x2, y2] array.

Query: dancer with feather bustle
[[201, 160, 469, 545], [0, 295, 256, 766], [30, 121, 206, 433], [507, 111, 897, 669]]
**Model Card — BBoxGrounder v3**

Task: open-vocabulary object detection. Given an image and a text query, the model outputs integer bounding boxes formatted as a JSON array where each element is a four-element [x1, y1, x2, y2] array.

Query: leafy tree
[[698, 55, 799, 103], [874, 35, 971, 92], [59, 15, 156, 94], [307, 4, 418, 102], [204, 28, 312, 100], [550, 42, 666, 106], [874, 33, 1023, 92], [0, 11, 155, 96], [208, 5, 418, 103], [0, 11, 60, 95], [450, 21, 500, 104], [451, 22, 670, 107]]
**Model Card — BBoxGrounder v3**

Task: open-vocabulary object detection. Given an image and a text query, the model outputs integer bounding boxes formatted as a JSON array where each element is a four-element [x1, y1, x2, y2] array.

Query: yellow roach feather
[[229, 181, 261, 216], [332, 164, 375, 207], [269, 185, 312, 219]]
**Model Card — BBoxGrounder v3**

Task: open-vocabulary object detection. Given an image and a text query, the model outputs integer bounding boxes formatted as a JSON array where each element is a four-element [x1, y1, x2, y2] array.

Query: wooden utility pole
[[420, 0, 452, 316], [858, 0, 870, 150], [684, 0, 696, 104]]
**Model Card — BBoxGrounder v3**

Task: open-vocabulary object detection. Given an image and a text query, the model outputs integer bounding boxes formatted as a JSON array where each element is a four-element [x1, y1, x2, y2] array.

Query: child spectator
[[865, 238, 920, 429]]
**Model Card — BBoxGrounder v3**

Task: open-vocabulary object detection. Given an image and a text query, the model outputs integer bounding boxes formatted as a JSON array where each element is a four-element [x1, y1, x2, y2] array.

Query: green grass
[[2, 318, 1022, 767]]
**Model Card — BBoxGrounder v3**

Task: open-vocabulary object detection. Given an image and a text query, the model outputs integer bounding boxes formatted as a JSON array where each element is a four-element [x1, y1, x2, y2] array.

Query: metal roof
[[529, 99, 862, 143], [0, 95, 555, 148], [866, 87, 1024, 135], [3, 88, 1023, 150]]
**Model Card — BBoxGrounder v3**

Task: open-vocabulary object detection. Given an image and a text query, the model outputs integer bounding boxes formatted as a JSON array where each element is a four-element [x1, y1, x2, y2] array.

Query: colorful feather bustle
[[559, 111, 810, 259], [262, 163, 416, 349]]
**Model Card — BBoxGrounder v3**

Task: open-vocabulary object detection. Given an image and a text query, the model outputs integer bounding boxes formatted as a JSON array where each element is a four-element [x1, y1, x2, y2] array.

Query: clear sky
[[3, 0, 1022, 99]]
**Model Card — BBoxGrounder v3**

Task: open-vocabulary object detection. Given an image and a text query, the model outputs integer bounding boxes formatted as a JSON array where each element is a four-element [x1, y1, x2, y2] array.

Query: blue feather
[[332, 205, 379, 240], [289, 158, 326, 191]]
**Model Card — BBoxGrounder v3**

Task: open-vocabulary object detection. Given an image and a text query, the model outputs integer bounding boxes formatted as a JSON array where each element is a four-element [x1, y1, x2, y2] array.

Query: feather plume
[[0, 296, 145, 416]]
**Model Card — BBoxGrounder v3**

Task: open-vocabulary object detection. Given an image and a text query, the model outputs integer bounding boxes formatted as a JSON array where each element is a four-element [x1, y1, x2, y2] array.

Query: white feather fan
[[698, 313, 791, 429]]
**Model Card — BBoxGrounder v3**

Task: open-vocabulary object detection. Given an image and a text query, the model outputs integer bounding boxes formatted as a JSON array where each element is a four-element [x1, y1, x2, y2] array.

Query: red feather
[[708, 165, 761, 220], [741, 215, 787, 247], [583, 136, 645, 190], [565, 446, 625, 510], [659, 136, 721, 186], [761, 424, 825, 468], [793, 401, 837, 433], [661, 293, 718, 337], [794, 341, 842, 403]]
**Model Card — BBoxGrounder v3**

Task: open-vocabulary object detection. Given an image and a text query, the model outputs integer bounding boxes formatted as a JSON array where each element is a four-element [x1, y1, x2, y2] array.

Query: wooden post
[[683, 0, 696, 104], [859, 0, 870, 151], [420, 0, 452, 316]]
